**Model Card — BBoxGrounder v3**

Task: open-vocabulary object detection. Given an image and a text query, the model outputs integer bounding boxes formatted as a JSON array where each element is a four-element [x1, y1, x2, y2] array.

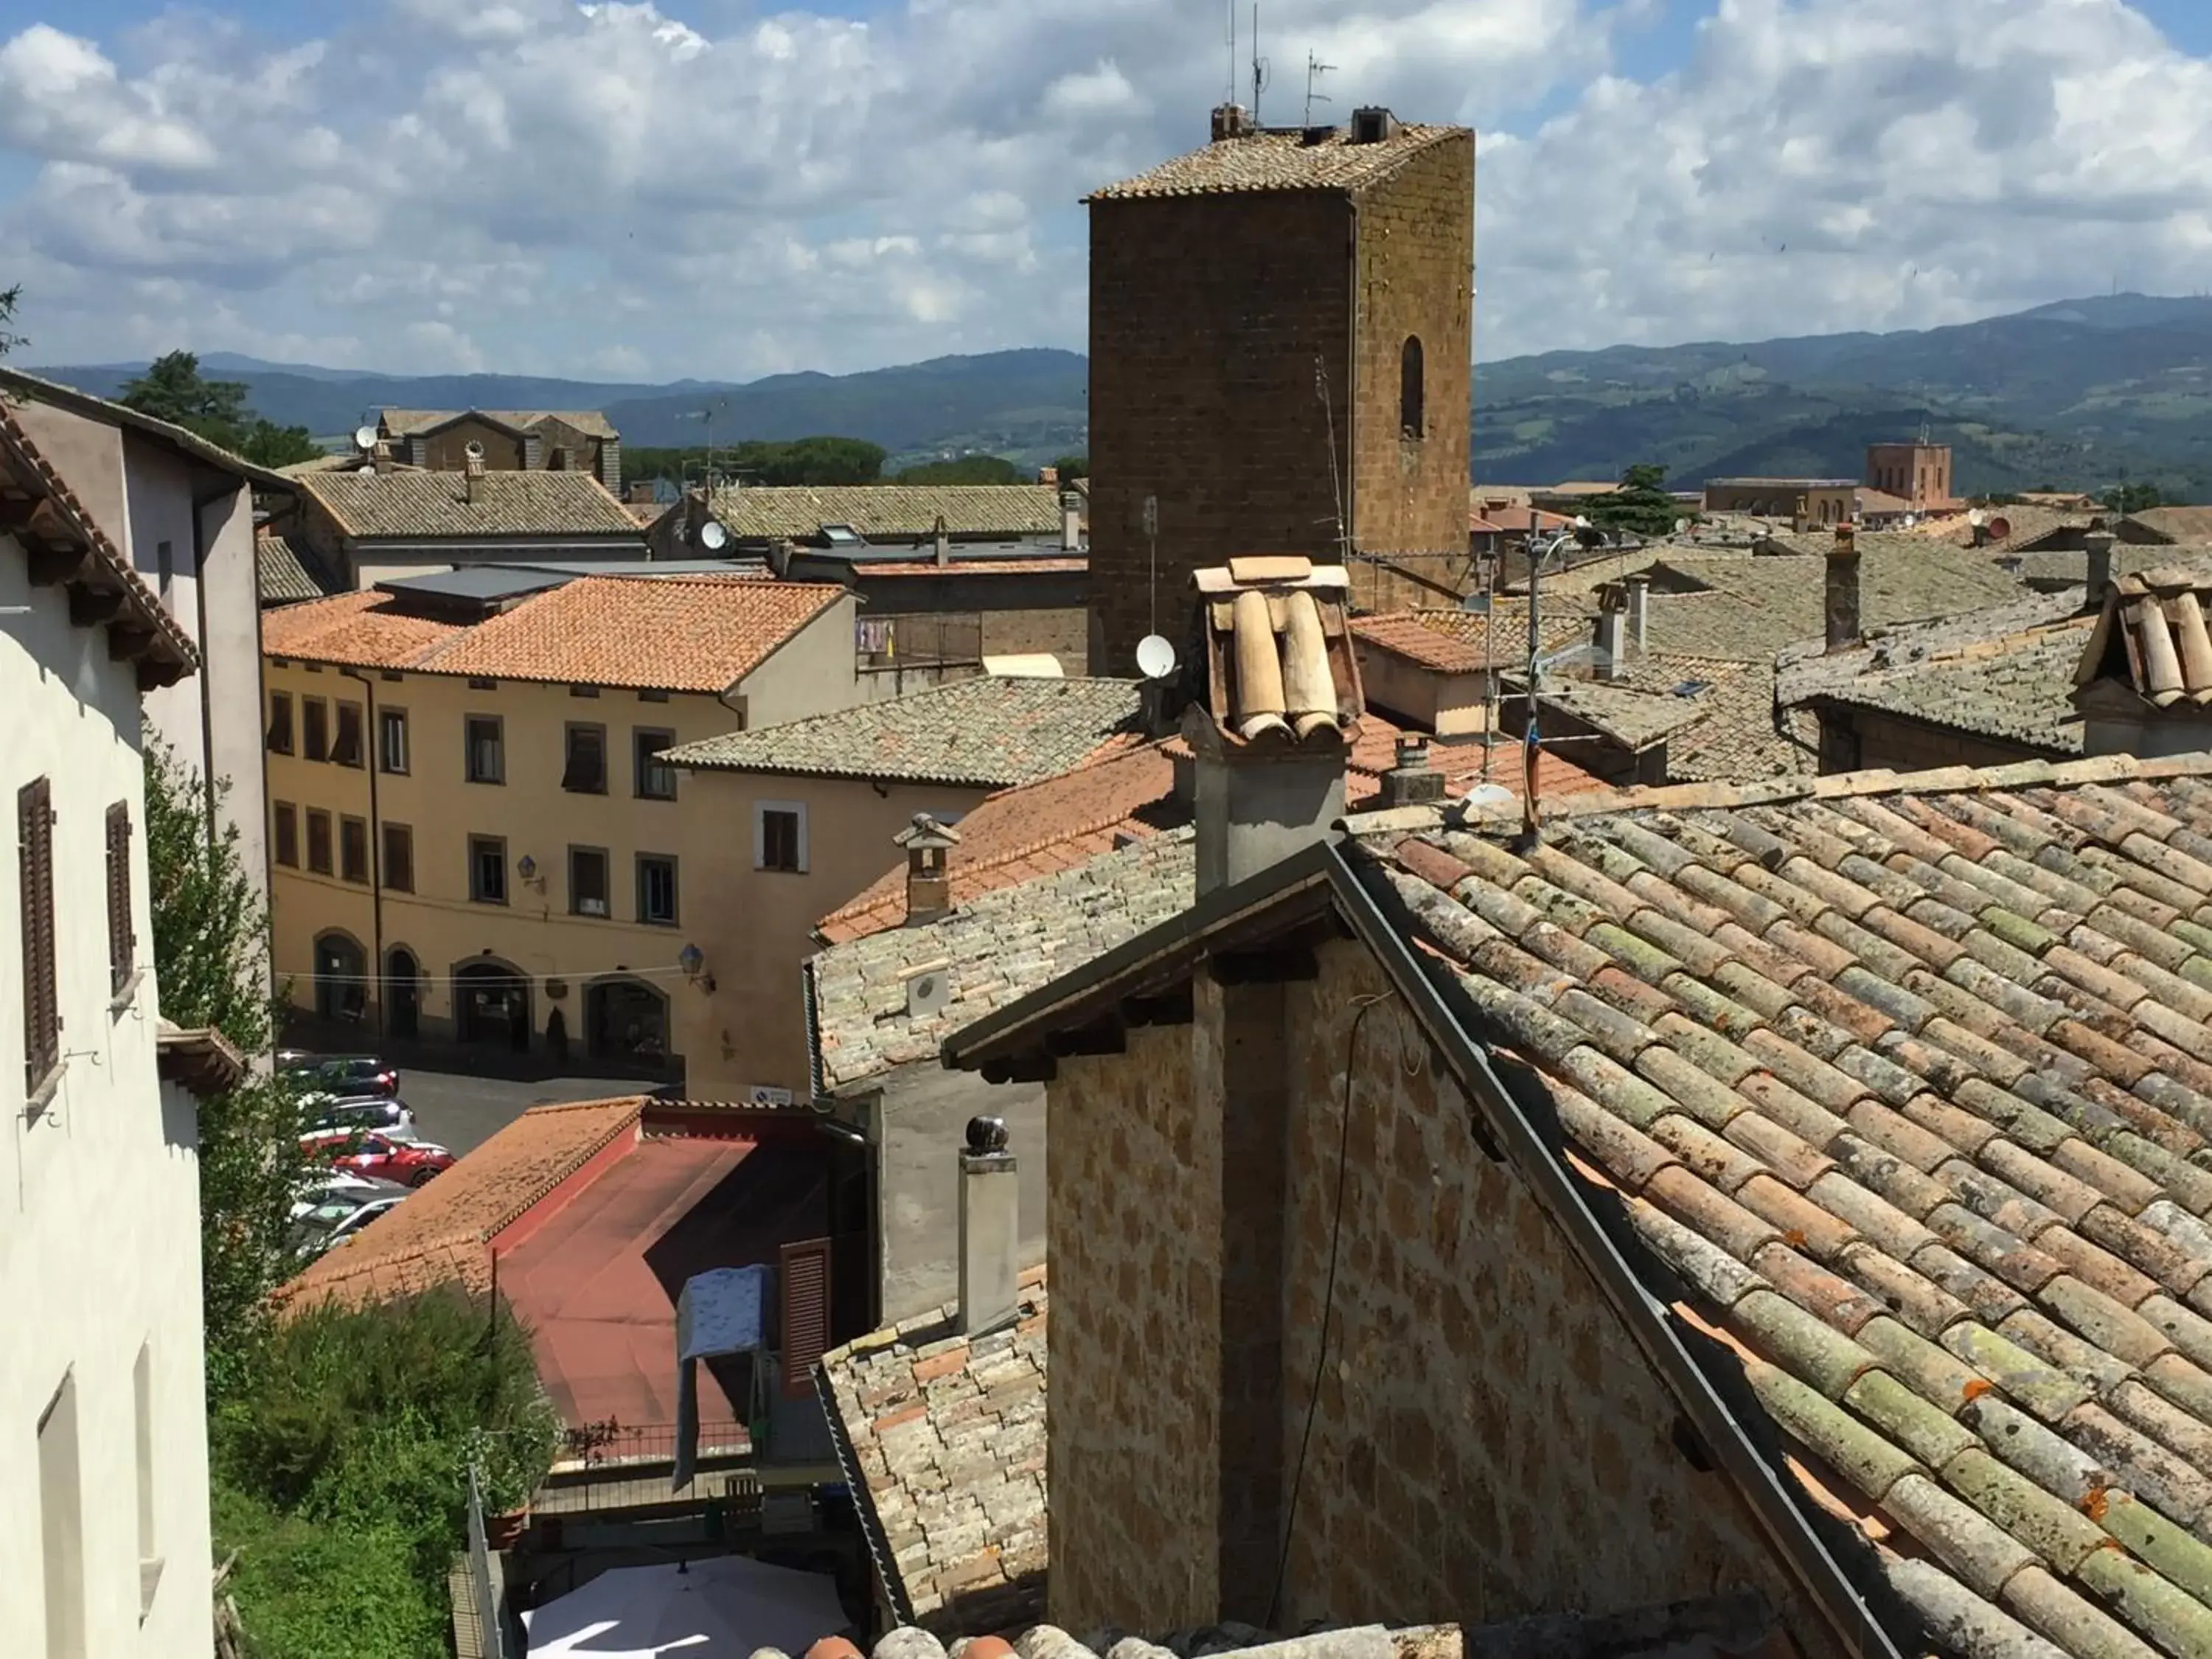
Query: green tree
[[2102, 481, 2164, 515], [1585, 462, 1683, 539], [894, 453, 1022, 484], [1048, 453, 1088, 481], [0, 282, 23, 358], [240, 419, 324, 470], [119, 350, 253, 449], [144, 737, 316, 1399], [622, 435, 886, 487]]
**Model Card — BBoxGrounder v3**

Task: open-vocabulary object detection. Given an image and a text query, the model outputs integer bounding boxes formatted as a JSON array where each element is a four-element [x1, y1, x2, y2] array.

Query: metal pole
[[1523, 538, 1543, 839]]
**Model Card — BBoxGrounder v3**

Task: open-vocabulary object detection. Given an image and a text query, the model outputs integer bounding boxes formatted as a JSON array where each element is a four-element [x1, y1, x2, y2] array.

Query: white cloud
[[0, 0, 2205, 379]]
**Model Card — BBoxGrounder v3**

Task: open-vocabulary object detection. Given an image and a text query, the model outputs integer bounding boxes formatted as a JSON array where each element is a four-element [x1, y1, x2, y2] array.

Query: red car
[[303, 1128, 454, 1187]]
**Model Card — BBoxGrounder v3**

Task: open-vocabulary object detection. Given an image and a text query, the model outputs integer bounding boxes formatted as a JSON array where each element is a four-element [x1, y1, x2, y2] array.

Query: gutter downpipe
[[1323, 841, 1911, 1659], [338, 667, 386, 1046]]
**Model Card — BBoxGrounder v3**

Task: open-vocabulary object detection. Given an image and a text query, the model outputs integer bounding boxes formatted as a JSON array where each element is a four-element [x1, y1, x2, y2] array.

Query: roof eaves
[[0, 367, 296, 491]]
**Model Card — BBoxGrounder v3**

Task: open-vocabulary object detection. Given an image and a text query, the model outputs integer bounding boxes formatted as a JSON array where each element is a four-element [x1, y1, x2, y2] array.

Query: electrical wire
[[1266, 988, 1394, 1630]]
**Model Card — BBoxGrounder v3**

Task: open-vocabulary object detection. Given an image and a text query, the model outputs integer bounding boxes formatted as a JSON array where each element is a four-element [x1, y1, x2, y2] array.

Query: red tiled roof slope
[[817, 740, 1179, 944], [1352, 751, 2212, 1659], [281, 1098, 643, 1311], [260, 575, 844, 692]]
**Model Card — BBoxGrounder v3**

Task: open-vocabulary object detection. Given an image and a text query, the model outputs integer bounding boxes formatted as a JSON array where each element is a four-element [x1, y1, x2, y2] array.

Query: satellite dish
[[1135, 633, 1178, 680], [352, 425, 378, 453], [698, 519, 728, 552], [1572, 515, 1592, 530], [464, 440, 487, 460], [1672, 518, 1690, 537], [1967, 509, 1987, 528]]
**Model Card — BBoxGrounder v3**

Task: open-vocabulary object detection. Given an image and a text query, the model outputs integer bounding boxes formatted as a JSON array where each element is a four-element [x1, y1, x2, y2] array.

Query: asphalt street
[[393, 1068, 633, 1155]]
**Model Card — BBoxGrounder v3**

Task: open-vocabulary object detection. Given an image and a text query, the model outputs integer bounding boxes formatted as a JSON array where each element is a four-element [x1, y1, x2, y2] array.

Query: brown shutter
[[19, 778, 58, 1089], [105, 801, 133, 994], [778, 1237, 832, 1399]]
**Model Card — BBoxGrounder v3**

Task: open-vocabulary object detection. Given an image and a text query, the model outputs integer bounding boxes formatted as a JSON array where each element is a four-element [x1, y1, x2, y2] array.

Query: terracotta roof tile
[[299, 468, 643, 539], [2078, 568, 2212, 706], [1088, 122, 1464, 200], [1347, 751, 2212, 1659], [707, 484, 1062, 542], [279, 1097, 643, 1311], [259, 574, 844, 692], [815, 1269, 1047, 1632], [380, 408, 619, 441], [667, 676, 1143, 787]]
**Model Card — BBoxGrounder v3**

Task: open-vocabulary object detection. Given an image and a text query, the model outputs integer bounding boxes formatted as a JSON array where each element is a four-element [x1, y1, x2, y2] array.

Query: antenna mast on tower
[[1226, 1, 1237, 108], [1304, 52, 1336, 127], [1250, 5, 1270, 124]]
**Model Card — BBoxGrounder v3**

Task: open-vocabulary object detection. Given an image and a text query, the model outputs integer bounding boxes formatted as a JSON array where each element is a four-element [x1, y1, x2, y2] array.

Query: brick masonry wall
[[1273, 942, 1841, 1652], [1041, 933, 1849, 1653], [981, 608, 1091, 672], [1347, 132, 1475, 616], [1047, 1019, 1225, 1632], [1088, 192, 1356, 675]]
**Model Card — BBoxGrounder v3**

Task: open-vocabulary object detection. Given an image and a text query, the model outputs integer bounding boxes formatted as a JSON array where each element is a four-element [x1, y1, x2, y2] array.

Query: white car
[[287, 1178, 411, 1262]]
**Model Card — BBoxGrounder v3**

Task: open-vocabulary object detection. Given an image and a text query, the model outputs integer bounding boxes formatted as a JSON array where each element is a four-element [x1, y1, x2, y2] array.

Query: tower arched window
[[1399, 336, 1425, 439]]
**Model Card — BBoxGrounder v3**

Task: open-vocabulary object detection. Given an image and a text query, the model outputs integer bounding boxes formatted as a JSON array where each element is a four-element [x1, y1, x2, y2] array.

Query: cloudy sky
[[2, 0, 2209, 382]]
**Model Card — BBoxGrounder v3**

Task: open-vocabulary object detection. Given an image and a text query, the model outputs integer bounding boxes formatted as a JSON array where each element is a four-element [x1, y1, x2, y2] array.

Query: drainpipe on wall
[[338, 667, 386, 1046]]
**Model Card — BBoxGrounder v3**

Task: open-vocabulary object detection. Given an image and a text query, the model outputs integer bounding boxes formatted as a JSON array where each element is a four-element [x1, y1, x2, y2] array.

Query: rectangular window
[[340, 816, 369, 884], [19, 777, 58, 1092], [563, 723, 608, 794], [634, 728, 677, 800], [465, 715, 504, 784], [273, 802, 299, 869], [38, 1371, 85, 1659], [569, 846, 610, 917], [382, 824, 414, 893], [754, 801, 807, 874], [469, 835, 507, 905], [133, 1343, 158, 1610], [569, 684, 599, 699], [302, 698, 329, 762], [105, 802, 134, 995], [378, 708, 409, 774], [637, 688, 669, 703], [266, 692, 294, 755], [306, 810, 333, 876], [333, 701, 364, 768], [636, 854, 678, 925]]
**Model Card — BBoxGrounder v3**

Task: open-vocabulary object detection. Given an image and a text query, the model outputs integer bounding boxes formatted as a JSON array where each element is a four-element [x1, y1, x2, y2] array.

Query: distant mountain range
[[32, 293, 2212, 498]]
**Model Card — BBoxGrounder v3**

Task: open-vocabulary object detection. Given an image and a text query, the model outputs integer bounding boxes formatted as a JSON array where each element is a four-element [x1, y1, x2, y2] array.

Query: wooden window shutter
[[19, 777, 58, 1090], [106, 803, 134, 995], [778, 1237, 832, 1399]]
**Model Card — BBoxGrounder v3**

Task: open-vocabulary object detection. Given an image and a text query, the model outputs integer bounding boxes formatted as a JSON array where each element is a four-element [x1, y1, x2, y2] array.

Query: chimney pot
[[1061, 491, 1083, 553], [897, 813, 959, 925], [956, 1125, 1019, 1337], [1211, 102, 1252, 142], [1349, 107, 1400, 144], [1378, 733, 1444, 808], [932, 513, 950, 567], [1624, 572, 1650, 653], [1825, 524, 1862, 653], [2084, 529, 2117, 606]]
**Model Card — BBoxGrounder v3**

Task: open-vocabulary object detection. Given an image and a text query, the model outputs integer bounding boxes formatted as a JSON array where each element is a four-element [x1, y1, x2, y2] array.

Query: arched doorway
[[313, 932, 368, 1025], [585, 976, 669, 1068], [386, 947, 420, 1041], [454, 958, 532, 1053]]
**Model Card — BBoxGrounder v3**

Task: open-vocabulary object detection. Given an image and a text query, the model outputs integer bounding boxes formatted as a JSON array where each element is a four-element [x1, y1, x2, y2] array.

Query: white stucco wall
[[731, 594, 863, 728], [0, 543, 215, 1658]]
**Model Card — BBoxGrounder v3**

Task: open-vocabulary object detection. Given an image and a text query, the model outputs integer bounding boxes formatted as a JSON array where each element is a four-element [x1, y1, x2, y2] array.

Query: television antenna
[[1304, 52, 1336, 127], [1225, 0, 1237, 108]]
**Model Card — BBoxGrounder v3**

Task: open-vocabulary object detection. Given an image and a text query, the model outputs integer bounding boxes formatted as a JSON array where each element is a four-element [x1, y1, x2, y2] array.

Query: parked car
[[287, 1178, 411, 1262], [304, 1095, 419, 1141], [302, 1128, 454, 1187], [279, 1052, 400, 1099], [288, 1168, 392, 1221]]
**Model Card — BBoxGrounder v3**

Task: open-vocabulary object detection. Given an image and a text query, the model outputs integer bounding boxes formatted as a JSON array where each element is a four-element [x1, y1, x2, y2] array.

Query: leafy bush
[[212, 1290, 561, 1658]]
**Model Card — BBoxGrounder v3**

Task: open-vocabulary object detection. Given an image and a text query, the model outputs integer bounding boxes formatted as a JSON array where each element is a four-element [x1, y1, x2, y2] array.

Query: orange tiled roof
[[817, 740, 1180, 944], [260, 574, 845, 693], [280, 1097, 644, 1312], [1352, 611, 1490, 674]]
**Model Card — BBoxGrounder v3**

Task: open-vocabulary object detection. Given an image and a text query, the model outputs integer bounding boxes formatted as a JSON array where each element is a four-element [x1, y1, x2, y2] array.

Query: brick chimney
[[895, 813, 959, 925], [1186, 555, 1360, 896], [1037, 465, 1058, 487], [1211, 102, 1253, 141], [956, 1116, 1019, 1337], [2085, 527, 2117, 608], [1825, 522, 1861, 653], [463, 442, 487, 504]]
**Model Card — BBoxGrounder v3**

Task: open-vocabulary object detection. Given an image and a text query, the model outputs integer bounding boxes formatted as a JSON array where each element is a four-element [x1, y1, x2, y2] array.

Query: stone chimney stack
[[1211, 103, 1252, 141], [956, 1116, 1019, 1337], [1825, 522, 1862, 653], [370, 437, 394, 475], [895, 813, 960, 927], [1594, 585, 1627, 681], [463, 442, 487, 504], [933, 513, 950, 568], [1377, 733, 1444, 809], [2085, 527, 2117, 608], [1187, 556, 1361, 897], [1061, 490, 1084, 553], [1625, 571, 1650, 655]]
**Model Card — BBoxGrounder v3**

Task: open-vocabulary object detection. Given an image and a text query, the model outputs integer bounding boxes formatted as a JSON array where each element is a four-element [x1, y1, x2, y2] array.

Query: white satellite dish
[[1135, 633, 1177, 680], [1673, 517, 1691, 537], [698, 519, 728, 552], [1572, 515, 1592, 530], [1967, 508, 1987, 528], [352, 425, 378, 453]]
